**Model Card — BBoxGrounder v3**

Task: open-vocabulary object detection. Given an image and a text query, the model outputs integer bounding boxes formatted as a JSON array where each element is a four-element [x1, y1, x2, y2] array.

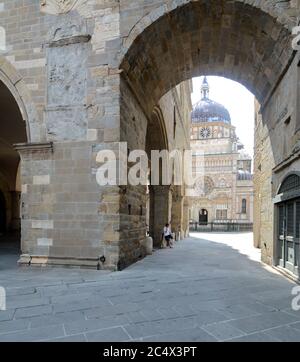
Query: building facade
[[189, 78, 254, 225], [0, 1, 299, 277]]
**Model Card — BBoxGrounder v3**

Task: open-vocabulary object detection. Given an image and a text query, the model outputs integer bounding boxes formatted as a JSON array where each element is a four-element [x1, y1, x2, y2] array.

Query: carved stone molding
[[40, 0, 88, 15], [14, 142, 54, 158], [273, 147, 300, 174], [46, 15, 90, 44]]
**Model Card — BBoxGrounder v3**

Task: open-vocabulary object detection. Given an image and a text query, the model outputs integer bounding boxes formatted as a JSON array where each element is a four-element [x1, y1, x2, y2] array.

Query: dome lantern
[[201, 76, 209, 99], [191, 77, 231, 124]]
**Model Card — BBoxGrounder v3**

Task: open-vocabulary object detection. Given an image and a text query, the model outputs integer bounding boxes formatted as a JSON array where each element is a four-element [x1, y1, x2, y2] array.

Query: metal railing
[[189, 221, 253, 233]]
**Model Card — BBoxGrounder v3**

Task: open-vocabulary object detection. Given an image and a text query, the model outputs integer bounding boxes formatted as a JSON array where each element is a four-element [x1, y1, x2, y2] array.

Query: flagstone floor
[[0, 232, 299, 342]]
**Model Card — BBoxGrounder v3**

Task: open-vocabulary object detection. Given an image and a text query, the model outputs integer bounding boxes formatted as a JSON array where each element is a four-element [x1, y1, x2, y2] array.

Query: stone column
[[15, 142, 55, 265], [15, 141, 121, 270], [15, 5, 123, 270], [9, 191, 21, 231], [171, 186, 184, 240], [182, 197, 190, 238], [295, 39, 300, 133], [150, 186, 172, 247]]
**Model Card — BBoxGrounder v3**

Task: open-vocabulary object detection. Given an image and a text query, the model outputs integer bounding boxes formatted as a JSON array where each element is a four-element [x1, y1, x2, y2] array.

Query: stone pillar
[[15, 142, 55, 265], [150, 186, 172, 247], [14, 5, 123, 270], [9, 191, 21, 231], [295, 53, 300, 133], [15, 141, 121, 270], [182, 197, 190, 238], [146, 192, 150, 233], [171, 186, 184, 240]]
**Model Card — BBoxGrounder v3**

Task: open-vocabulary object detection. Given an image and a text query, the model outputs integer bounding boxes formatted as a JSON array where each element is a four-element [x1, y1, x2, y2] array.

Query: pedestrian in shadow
[[162, 223, 173, 248]]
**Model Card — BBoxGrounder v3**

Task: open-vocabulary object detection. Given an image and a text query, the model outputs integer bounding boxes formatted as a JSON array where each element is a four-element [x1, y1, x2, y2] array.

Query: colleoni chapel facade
[[189, 77, 254, 226]]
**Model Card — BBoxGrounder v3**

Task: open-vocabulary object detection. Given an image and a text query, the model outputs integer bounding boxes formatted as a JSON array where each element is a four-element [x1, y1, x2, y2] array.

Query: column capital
[[150, 185, 171, 196], [14, 142, 54, 158]]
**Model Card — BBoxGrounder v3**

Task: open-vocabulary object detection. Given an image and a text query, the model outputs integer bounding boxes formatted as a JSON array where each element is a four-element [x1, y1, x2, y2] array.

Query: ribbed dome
[[191, 77, 231, 124], [237, 170, 253, 181]]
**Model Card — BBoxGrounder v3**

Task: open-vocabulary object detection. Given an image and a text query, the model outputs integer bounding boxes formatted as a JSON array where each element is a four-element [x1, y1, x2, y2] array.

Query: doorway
[[199, 209, 208, 225], [276, 174, 300, 277], [277, 200, 300, 276], [0, 77, 27, 251]]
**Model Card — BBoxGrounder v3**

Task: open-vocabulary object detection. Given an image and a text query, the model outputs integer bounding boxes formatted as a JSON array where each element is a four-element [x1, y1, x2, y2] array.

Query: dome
[[237, 170, 253, 181], [191, 77, 231, 124]]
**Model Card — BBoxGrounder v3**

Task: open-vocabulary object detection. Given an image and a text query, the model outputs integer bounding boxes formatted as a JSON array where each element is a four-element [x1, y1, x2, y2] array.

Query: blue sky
[[191, 76, 255, 156]]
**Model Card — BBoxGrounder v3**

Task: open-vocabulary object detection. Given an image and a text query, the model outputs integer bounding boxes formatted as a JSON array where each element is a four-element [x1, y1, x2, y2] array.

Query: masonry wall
[[1, 0, 192, 270], [1, 1, 124, 269], [0, 0, 299, 271], [254, 53, 300, 266], [119, 79, 148, 269], [119, 78, 192, 267]]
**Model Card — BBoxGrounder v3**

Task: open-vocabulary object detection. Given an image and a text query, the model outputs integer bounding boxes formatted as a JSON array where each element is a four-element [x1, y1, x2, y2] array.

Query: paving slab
[[263, 325, 300, 342], [0, 232, 299, 342], [85, 327, 131, 342]]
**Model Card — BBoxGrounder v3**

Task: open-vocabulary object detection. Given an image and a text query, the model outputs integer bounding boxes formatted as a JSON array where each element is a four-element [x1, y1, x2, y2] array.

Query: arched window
[[0, 27, 6, 52], [242, 199, 247, 214], [278, 174, 300, 194]]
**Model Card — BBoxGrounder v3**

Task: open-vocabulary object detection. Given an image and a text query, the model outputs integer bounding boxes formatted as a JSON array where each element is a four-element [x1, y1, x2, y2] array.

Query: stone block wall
[[1, 1, 124, 269], [119, 77, 191, 267], [254, 53, 300, 266], [0, 0, 299, 271]]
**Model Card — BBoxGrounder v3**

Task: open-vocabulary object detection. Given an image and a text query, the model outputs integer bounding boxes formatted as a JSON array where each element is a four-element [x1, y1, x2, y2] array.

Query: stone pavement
[[0, 233, 299, 342]]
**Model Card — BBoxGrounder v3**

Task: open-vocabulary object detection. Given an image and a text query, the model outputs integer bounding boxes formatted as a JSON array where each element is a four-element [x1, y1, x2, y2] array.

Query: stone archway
[[199, 209, 208, 225], [146, 107, 171, 248], [0, 72, 28, 249], [0, 56, 39, 141], [120, 0, 296, 112], [118, 0, 300, 268], [1, 0, 298, 271], [121, 0, 298, 57]]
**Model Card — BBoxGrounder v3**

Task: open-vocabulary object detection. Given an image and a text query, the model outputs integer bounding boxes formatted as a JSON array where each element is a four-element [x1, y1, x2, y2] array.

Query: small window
[[216, 210, 227, 220], [242, 199, 247, 214]]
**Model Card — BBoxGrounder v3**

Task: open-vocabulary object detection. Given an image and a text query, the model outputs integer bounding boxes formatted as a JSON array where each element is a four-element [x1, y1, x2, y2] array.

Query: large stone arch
[[0, 56, 41, 142], [120, 0, 296, 114], [0, 57, 35, 238], [118, 0, 300, 270], [147, 106, 169, 153], [121, 0, 297, 54]]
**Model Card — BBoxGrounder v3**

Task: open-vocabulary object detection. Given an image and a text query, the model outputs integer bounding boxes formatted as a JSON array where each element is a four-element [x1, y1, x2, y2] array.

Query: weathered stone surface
[[40, 0, 89, 15], [2, 233, 300, 341], [0, 0, 299, 272]]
